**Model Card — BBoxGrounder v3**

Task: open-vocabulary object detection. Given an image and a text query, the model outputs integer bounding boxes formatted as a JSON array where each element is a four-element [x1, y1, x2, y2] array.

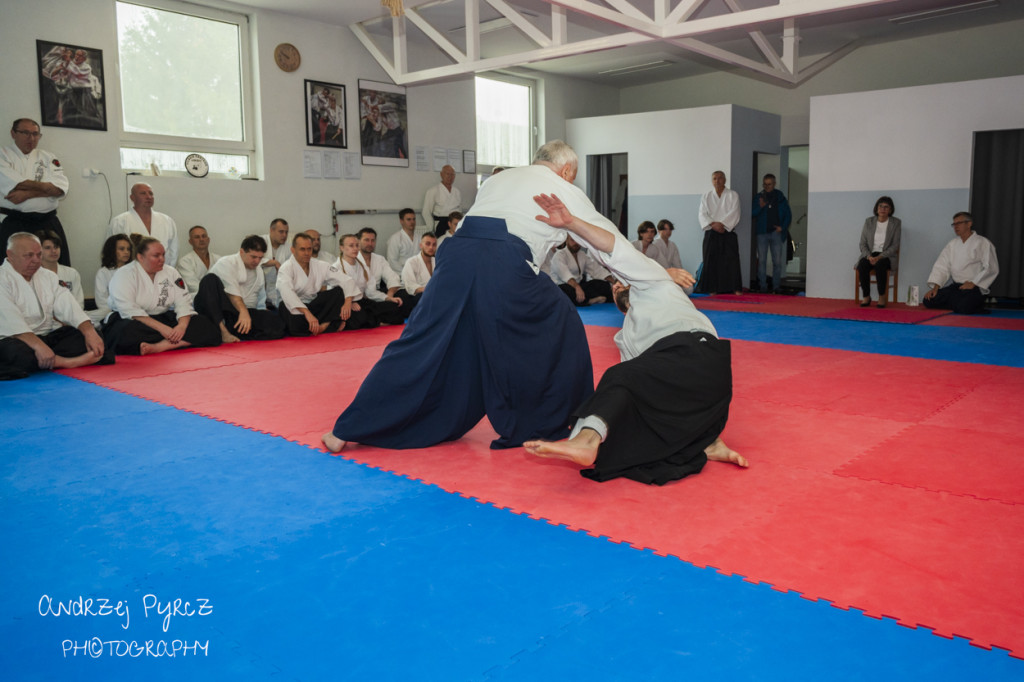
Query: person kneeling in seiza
[[524, 193, 748, 485]]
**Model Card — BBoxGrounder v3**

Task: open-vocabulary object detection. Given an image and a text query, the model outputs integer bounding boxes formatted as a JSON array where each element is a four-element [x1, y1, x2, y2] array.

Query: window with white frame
[[475, 75, 534, 170], [116, 0, 254, 176]]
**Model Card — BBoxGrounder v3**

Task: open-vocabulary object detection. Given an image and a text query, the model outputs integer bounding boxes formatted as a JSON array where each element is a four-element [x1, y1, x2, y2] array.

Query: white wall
[[617, 18, 1024, 147], [806, 75, 1024, 301], [0, 0, 479, 296], [567, 104, 780, 284]]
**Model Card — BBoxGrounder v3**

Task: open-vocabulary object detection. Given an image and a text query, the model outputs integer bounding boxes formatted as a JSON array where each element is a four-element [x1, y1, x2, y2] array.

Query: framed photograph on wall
[[305, 79, 347, 148], [358, 79, 409, 167], [36, 40, 107, 131]]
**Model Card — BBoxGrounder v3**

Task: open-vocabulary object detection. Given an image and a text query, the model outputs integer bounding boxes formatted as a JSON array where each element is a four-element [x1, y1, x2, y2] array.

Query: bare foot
[[317, 321, 331, 334], [588, 296, 607, 305], [321, 432, 347, 453], [524, 428, 601, 467], [335, 321, 346, 332], [705, 437, 748, 467]]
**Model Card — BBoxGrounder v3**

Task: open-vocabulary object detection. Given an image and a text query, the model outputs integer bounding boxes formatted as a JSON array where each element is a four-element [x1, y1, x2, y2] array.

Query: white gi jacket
[[0, 260, 88, 338], [549, 247, 612, 286], [55, 263, 84, 309], [0, 144, 69, 214], [177, 250, 221, 296], [699, 188, 741, 232], [88, 266, 117, 326], [259, 235, 291, 308], [422, 182, 461, 226], [589, 236, 717, 362], [927, 232, 1000, 294], [386, 230, 418, 273], [209, 252, 265, 309], [107, 209, 180, 266], [276, 258, 358, 315], [332, 258, 367, 302], [357, 252, 401, 301], [401, 254, 435, 293], [466, 164, 619, 266], [108, 260, 195, 320]]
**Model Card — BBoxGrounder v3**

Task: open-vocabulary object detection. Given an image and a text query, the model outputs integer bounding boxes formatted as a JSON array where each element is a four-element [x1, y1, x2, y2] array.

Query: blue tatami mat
[[578, 305, 1024, 367], [3, 374, 1021, 680]]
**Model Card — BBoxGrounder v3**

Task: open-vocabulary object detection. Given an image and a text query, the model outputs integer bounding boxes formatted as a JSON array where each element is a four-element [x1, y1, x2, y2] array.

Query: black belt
[[1, 208, 57, 221]]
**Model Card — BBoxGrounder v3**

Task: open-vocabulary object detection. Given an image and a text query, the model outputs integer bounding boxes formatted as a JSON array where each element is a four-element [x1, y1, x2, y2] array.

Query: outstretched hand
[[534, 193, 575, 229]]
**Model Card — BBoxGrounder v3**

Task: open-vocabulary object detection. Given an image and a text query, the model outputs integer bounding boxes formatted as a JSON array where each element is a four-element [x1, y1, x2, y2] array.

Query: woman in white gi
[[632, 221, 656, 256], [88, 234, 133, 326], [36, 229, 84, 309], [104, 236, 220, 355]]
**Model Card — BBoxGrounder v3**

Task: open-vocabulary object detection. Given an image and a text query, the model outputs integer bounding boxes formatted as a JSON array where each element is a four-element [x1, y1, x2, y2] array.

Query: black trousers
[[194, 274, 285, 340], [278, 287, 347, 336], [856, 253, 892, 298], [923, 282, 986, 315], [103, 311, 221, 355], [360, 297, 406, 326], [1, 209, 70, 266], [0, 326, 112, 380], [578, 332, 732, 485], [558, 279, 613, 307]]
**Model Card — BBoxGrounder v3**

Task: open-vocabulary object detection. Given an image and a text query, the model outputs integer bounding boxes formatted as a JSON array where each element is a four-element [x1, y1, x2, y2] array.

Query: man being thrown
[[1, 232, 109, 380], [195, 235, 285, 343], [323, 140, 619, 454], [277, 232, 358, 336], [525, 194, 746, 484]]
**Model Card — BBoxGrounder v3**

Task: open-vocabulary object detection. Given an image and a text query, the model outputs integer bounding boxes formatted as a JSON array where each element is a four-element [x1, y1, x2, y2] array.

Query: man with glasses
[[0, 119, 70, 266], [923, 212, 999, 315]]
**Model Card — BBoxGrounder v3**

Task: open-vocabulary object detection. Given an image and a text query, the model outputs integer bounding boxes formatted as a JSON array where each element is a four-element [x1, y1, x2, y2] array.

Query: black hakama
[[579, 331, 732, 485], [696, 230, 742, 294]]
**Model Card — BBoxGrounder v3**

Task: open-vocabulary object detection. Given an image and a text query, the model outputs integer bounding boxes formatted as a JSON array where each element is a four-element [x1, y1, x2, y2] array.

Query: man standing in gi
[[107, 182, 180, 266], [695, 170, 742, 295], [422, 165, 461, 237], [0, 119, 70, 266]]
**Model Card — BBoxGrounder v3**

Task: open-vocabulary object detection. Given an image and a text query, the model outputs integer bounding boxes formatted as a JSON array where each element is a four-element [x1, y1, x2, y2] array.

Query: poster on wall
[[305, 79, 347, 148], [36, 40, 107, 131], [358, 79, 408, 167]]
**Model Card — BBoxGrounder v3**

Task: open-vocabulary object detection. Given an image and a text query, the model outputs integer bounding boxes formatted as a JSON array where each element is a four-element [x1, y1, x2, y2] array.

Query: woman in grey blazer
[[856, 196, 901, 307]]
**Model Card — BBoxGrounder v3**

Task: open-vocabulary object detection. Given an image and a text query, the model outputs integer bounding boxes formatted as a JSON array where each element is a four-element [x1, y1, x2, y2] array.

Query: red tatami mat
[[921, 314, 1024, 330], [65, 327, 1024, 656], [692, 294, 952, 323]]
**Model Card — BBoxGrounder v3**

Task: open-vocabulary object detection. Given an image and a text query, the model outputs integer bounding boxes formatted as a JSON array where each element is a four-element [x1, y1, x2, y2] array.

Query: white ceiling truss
[[350, 0, 903, 86]]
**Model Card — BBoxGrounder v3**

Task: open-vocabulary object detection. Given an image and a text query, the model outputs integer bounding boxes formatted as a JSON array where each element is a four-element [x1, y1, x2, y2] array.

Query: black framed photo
[[305, 79, 347, 148], [358, 79, 409, 167], [36, 40, 107, 131]]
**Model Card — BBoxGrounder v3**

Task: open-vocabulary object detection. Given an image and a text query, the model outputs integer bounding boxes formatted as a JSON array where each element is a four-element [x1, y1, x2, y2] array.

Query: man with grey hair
[[1, 118, 70, 266], [325, 140, 612, 454], [1, 232, 109, 379], [422, 164, 461, 237]]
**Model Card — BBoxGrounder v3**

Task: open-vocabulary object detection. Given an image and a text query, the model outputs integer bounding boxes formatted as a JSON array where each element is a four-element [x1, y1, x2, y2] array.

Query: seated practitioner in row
[[260, 218, 290, 309], [89, 234, 133, 327], [106, 182, 179, 266], [651, 219, 683, 269], [355, 227, 412, 320], [277, 232, 358, 336], [632, 221, 656, 256], [306, 229, 335, 263], [177, 225, 221, 296], [385, 208, 419, 273], [525, 194, 746, 485], [1, 232, 110, 380], [37, 229, 84, 309], [401, 233, 437, 307], [435, 211, 461, 249], [105, 236, 221, 355], [923, 211, 999, 315], [550, 234, 616, 306], [195, 235, 286, 344], [333, 234, 401, 328]]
